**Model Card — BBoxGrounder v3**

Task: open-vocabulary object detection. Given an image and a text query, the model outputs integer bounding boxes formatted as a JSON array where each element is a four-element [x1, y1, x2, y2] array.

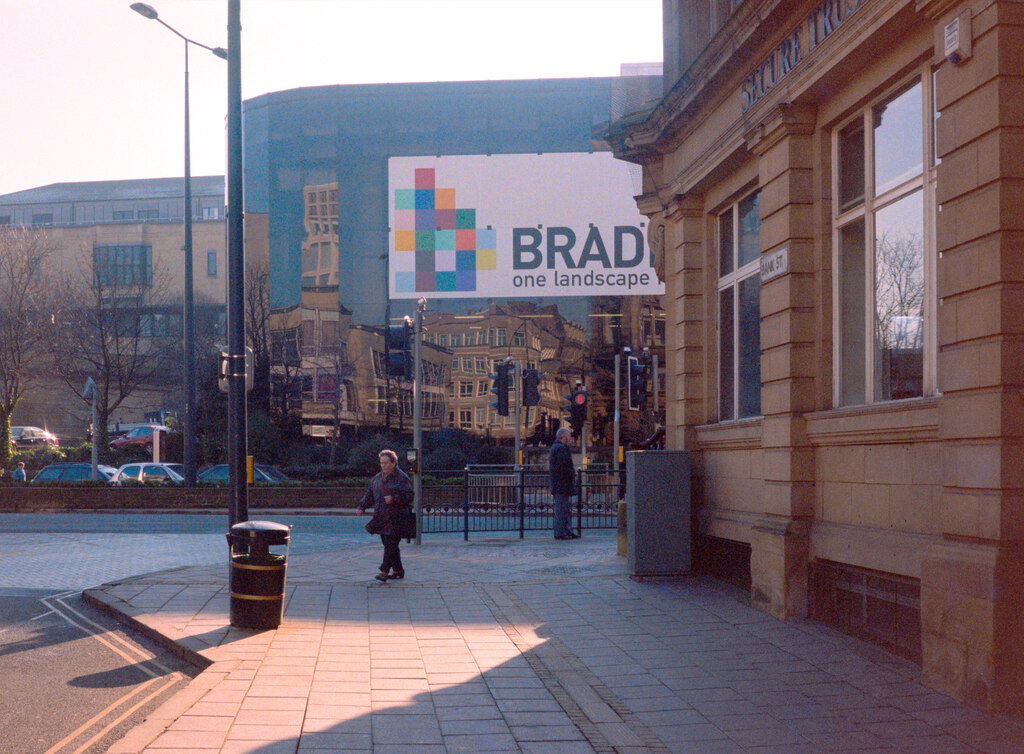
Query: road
[[0, 511, 364, 754]]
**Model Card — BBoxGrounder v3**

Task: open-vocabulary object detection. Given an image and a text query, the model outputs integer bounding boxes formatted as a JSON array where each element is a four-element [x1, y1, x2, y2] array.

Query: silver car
[[111, 462, 185, 485]]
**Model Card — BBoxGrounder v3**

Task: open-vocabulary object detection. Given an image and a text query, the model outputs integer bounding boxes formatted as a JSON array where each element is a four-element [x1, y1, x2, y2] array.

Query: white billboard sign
[[387, 153, 664, 299]]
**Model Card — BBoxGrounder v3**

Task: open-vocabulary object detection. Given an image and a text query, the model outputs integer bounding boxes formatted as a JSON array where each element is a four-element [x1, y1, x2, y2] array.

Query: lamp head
[[130, 2, 159, 20], [212, 47, 228, 60]]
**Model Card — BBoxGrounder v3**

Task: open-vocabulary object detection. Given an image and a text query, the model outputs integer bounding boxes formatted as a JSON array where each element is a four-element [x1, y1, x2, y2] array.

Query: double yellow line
[[40, 591, 185, 754]]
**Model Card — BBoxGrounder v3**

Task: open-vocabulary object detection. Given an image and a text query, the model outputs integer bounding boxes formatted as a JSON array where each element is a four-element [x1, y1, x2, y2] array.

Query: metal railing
[[420, 465, 623, 540]]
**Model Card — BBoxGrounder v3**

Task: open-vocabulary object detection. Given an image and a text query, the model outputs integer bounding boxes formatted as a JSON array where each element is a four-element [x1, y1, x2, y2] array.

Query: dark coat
[[359, 468, 415, 537], [549, 440, 575, 496]]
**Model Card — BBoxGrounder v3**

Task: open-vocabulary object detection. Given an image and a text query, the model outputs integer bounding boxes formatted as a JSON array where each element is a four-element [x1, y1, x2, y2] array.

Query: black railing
[[420, 465, 623, 540]]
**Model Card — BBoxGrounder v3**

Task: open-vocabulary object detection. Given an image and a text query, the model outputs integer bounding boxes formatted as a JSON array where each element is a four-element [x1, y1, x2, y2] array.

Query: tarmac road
[[0, 588, 194, 754], [0, 512, 363, 754]]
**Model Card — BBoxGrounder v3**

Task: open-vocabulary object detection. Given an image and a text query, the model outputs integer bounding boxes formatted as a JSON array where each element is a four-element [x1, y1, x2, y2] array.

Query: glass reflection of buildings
[[247, 74, 665, 445]]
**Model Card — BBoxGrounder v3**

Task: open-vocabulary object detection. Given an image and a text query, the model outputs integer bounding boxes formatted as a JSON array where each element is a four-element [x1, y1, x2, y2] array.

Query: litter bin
[[227, 520, 291, 629]]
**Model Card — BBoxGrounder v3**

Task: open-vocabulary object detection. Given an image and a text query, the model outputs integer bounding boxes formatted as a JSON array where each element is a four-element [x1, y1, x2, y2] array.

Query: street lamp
[[130, 3, 226, 487]]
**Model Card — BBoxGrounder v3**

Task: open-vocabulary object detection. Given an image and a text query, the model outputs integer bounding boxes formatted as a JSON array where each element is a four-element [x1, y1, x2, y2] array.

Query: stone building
[[610, 0, 1024, 709], [0, 177, 227, 437]]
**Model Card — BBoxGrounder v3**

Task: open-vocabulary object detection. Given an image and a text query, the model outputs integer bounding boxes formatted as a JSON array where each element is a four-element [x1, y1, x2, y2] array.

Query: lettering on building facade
[[741, 0, 865, 113]]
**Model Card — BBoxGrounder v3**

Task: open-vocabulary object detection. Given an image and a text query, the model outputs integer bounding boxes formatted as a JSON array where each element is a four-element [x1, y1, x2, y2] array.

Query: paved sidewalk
[[85, 531, 1024, 753]]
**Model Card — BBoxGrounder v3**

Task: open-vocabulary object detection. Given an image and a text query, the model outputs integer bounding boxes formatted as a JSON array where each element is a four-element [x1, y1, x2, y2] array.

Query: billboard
[[387, 153, 664, 299]]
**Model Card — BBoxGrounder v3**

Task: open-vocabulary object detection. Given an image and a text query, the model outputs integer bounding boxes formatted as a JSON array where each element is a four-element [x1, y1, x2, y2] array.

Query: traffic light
[[386, 320, 412, 378], [627, 355, 649, 411], [522, 368, 541, 407], [490, 361, 511, 417], [563, 386, 587, 435]]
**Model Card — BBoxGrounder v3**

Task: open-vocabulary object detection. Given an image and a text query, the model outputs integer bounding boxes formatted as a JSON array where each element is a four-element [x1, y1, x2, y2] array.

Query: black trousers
[[379, 533, 403, 574]]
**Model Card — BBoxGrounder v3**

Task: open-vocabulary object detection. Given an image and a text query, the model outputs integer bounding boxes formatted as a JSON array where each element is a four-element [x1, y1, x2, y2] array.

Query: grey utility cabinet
[[626, 450, 691, 577]]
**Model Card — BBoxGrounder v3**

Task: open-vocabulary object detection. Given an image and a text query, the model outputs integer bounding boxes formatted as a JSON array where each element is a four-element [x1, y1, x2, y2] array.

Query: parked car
[[31, 463, 117, 483], [198, 464, 289, 484], [12, 426, 59, 449], [109, 424, 170, 451], [111, 462, 185, 485]]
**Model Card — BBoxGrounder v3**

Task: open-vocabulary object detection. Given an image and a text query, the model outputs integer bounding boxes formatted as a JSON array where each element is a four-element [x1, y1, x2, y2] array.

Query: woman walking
[[358, 449, 415, 581]]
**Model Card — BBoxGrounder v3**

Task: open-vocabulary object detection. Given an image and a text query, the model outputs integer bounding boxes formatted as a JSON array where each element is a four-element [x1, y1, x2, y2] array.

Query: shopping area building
[[610, 0, 1024, 710], [0, 177, 228, 437], [241, 72, 666, 445]]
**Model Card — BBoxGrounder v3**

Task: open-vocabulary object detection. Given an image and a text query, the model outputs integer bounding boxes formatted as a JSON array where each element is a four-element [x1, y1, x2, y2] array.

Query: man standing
[[549, 427, 578, 539]]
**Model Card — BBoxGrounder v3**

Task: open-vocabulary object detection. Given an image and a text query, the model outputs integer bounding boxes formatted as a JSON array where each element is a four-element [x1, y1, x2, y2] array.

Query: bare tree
[[245, 257, 271, 411], [0, 228, 54, 463], [46, 246, 177, 453], [875, 231, 924, 348]]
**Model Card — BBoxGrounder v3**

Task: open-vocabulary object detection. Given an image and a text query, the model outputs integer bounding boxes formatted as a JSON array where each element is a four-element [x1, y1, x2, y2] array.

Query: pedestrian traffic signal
[[564, 387, 587, 435], [627, 355, 649, 411], [490, 361, 511, 417], [386, 320, 413, 379], [522, 368, 541, 407]]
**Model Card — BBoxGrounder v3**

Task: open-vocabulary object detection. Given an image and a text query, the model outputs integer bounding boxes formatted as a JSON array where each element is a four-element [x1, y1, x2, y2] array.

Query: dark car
[[12, 426, 59, 449], [109, 424, 170, 451], [31, 463, 117, 483], [198, 464, 288, 484]]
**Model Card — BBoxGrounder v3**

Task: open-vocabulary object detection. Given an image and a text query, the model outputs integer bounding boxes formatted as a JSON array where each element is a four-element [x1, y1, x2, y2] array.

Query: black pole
[[226, 0, 247, 526], [183, 40, 197, 487]]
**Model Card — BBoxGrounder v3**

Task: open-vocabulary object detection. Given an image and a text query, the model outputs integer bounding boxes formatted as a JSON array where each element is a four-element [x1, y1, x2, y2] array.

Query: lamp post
[[130, 3, 226, 487]]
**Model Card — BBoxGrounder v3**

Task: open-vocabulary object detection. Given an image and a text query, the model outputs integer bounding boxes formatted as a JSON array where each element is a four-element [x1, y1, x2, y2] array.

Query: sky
[[1, 0, 662, 197]]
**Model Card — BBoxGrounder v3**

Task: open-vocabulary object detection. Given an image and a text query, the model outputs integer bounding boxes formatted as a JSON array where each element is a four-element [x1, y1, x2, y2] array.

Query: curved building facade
[[242, 75, 664, 448]]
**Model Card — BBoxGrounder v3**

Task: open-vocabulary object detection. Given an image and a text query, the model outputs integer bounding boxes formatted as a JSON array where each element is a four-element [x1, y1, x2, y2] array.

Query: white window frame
[[716, 188, 762, 422], [831, 67, 937, 407]]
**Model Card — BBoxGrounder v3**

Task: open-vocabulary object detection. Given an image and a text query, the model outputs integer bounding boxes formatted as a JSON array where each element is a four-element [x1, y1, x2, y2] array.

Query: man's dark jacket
[[549, 440, 575, 496]]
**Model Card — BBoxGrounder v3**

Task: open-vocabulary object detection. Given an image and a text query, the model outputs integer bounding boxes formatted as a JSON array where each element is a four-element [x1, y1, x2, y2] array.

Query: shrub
[[344, 432, 409, 476], [423, 446, 468, 472]]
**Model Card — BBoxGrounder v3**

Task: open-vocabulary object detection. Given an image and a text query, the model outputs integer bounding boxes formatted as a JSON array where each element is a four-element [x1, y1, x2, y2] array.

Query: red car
[[109, 424, 170, 451]]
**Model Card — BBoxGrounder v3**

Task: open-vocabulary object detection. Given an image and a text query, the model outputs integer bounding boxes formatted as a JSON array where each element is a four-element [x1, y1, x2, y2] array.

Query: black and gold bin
[[227, 520, 291, 629]]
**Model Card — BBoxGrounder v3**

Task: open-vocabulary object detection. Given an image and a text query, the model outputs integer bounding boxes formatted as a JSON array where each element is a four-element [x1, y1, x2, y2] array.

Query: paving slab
[[82, 530, 1024, 753]]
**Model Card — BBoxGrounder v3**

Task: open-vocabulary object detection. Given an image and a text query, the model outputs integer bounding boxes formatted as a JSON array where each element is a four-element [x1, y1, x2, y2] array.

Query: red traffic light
[[574, 392, 586, 405]]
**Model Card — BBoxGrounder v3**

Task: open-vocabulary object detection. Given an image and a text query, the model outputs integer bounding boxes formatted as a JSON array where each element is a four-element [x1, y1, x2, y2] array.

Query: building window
[[113, 210, 134, 222], [31, 213, 53, 227], [0, 216, 10, 227], [459, 381, 473, 397], [93, 244, 153, 288], [476, 358, 486, 373], [717, 190, 761, 420], [201, 207, 220, 220], [138, 209, 159, 220], [512, 330, 525, 347], [496, 328, 507, 347], [459, 409, 472, 428], [834, 72, 934, 405], [462, 358, 473, 372], [477, 380, 488, 396], [207, 250, 217, 277]]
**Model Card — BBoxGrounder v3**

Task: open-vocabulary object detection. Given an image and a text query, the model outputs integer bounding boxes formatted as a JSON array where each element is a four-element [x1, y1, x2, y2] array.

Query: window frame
[[830, 67, 937, 407], [716, 188, 762, 422]]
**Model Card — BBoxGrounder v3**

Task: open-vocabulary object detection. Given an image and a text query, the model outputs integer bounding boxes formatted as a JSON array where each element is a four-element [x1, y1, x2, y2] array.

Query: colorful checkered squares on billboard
[[393, 168, 494, 293]]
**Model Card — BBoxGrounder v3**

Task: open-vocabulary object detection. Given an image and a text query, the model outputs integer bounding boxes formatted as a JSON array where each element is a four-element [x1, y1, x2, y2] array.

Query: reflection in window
[[717, 189, 761, 421], [874, 192, 924, 400], [834, 71, 933, 406], [839, 219, 866, 405], [737, 192, 760, 268], [838, 120, 865, 212], [874, 82, 923, 196]]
